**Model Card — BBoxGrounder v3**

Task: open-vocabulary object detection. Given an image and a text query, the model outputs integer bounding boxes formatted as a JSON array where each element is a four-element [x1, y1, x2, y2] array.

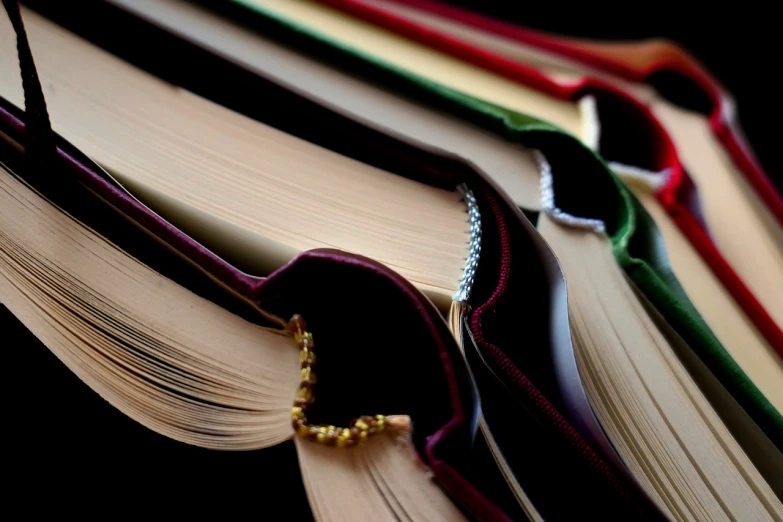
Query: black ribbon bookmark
[[3, 0, 55, 177]]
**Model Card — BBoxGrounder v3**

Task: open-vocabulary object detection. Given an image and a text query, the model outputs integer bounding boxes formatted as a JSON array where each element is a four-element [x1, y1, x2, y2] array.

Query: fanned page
[[535, 212, 782, 521], [125, 0, 783, 424], [331, 0, 783, 331], [651, 103, 783, 327], [296, 437, 467, 522], [0, 160, 467, 522], [476, 418, 545, 522], [0, 8, 470, 309], [0, 166, 299, 450], [630, 186, 783, 413]]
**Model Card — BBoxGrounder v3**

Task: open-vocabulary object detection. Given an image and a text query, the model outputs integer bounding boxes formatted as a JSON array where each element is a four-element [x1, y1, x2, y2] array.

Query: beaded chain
[[289, 315, 407, 447]]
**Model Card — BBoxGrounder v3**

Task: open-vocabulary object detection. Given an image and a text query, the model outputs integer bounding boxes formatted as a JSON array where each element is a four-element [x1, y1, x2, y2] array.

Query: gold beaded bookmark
[[288, 315, 409, 447]]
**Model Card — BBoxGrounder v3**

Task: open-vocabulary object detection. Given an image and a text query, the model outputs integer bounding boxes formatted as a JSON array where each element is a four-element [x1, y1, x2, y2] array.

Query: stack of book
[[2, 1, 780, 519]]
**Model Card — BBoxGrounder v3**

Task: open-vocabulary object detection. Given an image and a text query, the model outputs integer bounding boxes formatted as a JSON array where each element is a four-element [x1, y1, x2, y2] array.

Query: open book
[[2, 2, 781, 520]]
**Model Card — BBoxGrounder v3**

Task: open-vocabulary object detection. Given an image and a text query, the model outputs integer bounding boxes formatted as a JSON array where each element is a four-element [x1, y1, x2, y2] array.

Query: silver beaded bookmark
[[454, 183, 481, 303]]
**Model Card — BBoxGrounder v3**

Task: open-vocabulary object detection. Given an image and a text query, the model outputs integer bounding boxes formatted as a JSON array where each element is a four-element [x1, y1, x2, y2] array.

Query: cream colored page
[[479, 419, 545, 522], [631, 188, 783, 413], [537, 216, 782, 520], [369, 0, 656, 103], [109, 0, 543, 210], [244, 0, 582, 136], [654, 103, 783, 329], [0, 168, 300, 450], [0, 9, 468, 302], [0, 168, 464, 521], [296, 435, 468, 522]]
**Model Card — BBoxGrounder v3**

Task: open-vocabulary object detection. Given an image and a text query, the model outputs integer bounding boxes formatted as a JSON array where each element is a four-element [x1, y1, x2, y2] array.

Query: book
[[244, 0, 783, 364], [7, 2, 782, 520], [107, 0, 783, 487]]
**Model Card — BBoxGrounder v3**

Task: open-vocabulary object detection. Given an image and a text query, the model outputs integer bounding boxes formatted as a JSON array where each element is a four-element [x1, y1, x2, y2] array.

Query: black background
[[448, 1, 782, 190]]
